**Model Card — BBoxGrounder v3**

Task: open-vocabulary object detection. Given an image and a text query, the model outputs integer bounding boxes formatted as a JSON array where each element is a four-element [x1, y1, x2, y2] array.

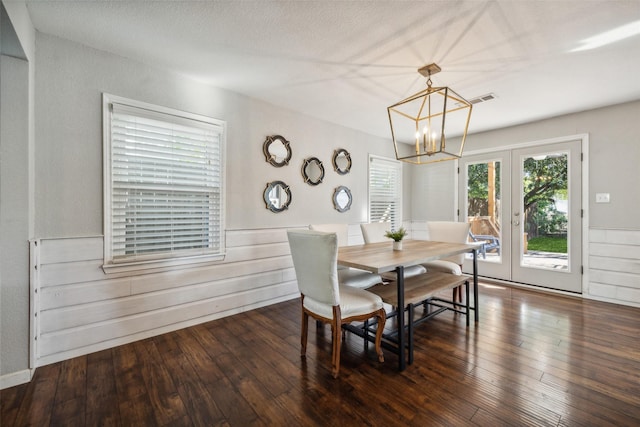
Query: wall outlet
[[595, 193, 610, 203]]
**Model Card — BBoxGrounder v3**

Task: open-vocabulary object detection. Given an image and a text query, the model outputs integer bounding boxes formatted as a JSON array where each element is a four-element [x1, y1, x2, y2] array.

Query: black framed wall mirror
[[263, 181, 292, 212], [301, 157, 325, 186], [332, 148, 352, 175], [263, 135, 292, 167], [333, 186, 352, 212]]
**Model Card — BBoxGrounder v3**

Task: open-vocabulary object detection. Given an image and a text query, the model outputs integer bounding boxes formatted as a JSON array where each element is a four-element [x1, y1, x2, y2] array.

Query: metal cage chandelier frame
[[387, 63, 472, 164]]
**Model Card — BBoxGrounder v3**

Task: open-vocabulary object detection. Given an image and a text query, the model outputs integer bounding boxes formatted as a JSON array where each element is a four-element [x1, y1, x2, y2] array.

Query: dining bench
[[366, 271, 471, 364]]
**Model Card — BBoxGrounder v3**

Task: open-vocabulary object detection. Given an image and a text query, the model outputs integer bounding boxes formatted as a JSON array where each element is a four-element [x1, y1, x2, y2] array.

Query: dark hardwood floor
[[3, 283, 640, 426]]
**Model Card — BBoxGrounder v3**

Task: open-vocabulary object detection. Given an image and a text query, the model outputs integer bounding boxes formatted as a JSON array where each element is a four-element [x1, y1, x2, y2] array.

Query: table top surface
[[337, 239, 476, 274]]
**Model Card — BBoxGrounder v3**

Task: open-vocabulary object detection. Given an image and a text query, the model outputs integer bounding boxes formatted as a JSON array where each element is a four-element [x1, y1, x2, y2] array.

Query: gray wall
[[34, 33, 404, 239], [0, 51, 30, 380], [412, 100, 640, 231], [1, 0, 34, 385]]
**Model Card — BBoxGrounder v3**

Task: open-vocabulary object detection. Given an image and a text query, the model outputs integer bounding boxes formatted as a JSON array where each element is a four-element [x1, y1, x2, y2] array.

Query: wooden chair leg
[[331, 320, 341, 378], [374, 309, 386, 363], [301, 310, 309, 358], [452, 284, 463, 303], [331, 306, 342, 378]]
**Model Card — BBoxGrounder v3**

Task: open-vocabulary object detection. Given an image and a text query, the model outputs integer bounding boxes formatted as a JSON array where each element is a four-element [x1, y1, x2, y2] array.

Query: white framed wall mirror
[[333, 186, 352, 212]]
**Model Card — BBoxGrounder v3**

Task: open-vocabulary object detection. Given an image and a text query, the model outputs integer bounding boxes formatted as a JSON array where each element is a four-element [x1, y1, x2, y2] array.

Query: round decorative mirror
[[302, 157, 325, 186], [332, 148, 352, 175], [333, 186, 352, 212], [263, 135, 292, 167], [263, 181, 292, 212]]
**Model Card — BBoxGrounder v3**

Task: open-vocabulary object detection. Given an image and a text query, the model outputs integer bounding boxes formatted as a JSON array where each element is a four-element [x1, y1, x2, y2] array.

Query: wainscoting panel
[[34, 228, 300, 366], [588, 228, 640, 306]]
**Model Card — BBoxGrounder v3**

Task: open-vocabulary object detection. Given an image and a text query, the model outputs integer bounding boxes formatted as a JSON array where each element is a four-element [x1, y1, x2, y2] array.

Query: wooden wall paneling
[[589, 242, 640, 259], [347, 224, 365, 245], [589, 270, 639, 288], [38, 282, 298, 359], [30, 240, 40, 371], [588, 229, 640, 306], [40, 270, 287, 332], [223, 242, 291, 263], [130, 257, 293, 295], [590, 229, 640, 246], [35, 229, 300, 366], [411, 221, 429, 240], [225, 228, 289, 247], [589, 257, 640, 275], [39, 237, 103, 264], [39, 278, 132, 310], [39, 242, 292, 289], [35, 293, 299, 367], [40, 259, 108, 288]]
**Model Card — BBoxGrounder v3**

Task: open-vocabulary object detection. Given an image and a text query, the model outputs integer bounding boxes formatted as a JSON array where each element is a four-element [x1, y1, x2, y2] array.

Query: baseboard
[[582, 293, 640, 309], [474, 276, 583, 299], [0, 369, 33, 390]]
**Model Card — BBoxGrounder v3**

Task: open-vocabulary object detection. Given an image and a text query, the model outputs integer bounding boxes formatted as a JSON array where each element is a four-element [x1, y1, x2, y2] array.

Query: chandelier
[[387, 63, 472, 164]]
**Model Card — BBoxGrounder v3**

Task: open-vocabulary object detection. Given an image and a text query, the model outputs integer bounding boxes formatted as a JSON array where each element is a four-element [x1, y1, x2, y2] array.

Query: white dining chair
[[360, 222, 427, 281], [422, 221, 471, 301], [287, 229, 386, 378], [309, 224, 383, 289]]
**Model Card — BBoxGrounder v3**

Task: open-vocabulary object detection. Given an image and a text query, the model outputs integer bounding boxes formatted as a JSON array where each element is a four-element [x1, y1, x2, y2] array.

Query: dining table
[[337, 239, 479, 371]]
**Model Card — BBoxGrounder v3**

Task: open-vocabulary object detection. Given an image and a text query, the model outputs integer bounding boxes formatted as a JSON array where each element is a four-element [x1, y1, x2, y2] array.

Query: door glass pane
[[467, 161, 502, 262], [521, 152, 568, 270]]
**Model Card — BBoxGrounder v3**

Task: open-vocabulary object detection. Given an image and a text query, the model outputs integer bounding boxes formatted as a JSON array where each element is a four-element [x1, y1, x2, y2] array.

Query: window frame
[[102, 94, 226, 273], [367, 154, 403, 230]]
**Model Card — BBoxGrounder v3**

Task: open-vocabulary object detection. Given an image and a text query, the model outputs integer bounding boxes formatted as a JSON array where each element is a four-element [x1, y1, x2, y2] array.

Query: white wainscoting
[[411, 222, 640, 308], [588, 228, 640, 307], [33, 228, 302, 366]]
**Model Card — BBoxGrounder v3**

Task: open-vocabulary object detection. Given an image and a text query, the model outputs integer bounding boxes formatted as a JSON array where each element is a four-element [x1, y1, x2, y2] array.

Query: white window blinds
[[106, 100, 224, 264], [368, 156, 402, 230]]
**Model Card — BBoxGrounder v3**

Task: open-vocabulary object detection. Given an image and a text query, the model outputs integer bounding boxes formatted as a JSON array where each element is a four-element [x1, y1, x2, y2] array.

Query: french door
[[460, 140, 582, 293]]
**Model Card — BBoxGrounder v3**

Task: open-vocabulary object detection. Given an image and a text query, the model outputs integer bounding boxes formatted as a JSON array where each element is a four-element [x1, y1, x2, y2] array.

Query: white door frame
[[457, 133, 589, 295]]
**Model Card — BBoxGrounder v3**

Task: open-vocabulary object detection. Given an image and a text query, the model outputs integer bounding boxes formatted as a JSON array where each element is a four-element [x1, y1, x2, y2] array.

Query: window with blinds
[[368, 155, 402, 230], [103, 95, 225, 268]]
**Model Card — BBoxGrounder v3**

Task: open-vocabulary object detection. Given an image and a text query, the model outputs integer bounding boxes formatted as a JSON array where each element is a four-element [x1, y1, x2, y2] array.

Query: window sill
[[102, 253, 226, 275]]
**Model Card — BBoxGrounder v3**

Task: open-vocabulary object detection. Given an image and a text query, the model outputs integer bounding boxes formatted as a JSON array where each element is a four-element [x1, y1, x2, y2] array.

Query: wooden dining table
[[337, 239, 479, 371]]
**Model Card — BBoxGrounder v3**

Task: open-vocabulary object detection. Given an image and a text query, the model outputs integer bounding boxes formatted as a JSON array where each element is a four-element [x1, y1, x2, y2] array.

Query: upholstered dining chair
[[287, 229, 386, 378], [309, 224, 383, 289], [360, 222, 427, 281], [422, 221, 471, 302]]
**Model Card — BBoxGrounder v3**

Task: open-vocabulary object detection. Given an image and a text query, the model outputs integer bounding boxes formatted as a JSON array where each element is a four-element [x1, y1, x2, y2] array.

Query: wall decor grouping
[[261, 134, 352, 213]]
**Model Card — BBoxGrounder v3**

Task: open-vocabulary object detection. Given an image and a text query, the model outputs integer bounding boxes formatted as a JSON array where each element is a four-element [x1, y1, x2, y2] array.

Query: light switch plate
[[596, 193, 610, 203]]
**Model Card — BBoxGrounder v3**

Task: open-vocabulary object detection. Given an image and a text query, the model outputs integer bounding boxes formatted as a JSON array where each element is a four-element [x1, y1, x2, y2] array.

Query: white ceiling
[[24, 0, 640, 139]]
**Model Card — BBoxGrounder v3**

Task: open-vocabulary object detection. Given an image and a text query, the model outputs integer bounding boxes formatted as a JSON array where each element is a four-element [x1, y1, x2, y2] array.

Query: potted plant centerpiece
[[385, 227, 407, 251]]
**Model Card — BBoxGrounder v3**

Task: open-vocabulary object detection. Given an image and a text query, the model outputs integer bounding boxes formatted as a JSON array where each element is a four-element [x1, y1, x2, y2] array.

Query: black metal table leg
[[408, 303, 414, 365], [396, 265, 406, 371], [473, 248, 479, 322], [465, 280, 470, 327], [363, 319, 369, 353]]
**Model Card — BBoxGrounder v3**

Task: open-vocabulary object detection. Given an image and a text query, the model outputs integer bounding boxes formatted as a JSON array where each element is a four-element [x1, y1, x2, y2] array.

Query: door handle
[[514, 220, 520, 226]]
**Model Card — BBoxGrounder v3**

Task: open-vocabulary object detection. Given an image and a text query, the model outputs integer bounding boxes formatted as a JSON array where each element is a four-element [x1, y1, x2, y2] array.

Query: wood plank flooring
[[3, 283, 640, 426]]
